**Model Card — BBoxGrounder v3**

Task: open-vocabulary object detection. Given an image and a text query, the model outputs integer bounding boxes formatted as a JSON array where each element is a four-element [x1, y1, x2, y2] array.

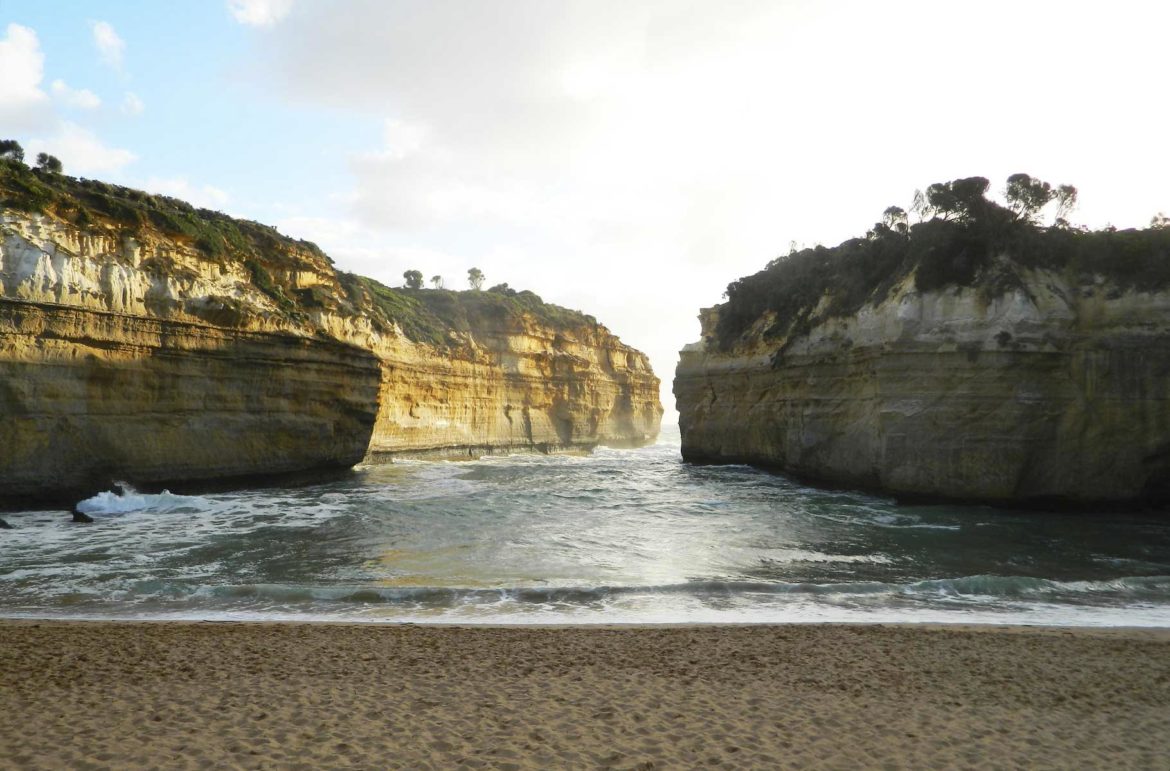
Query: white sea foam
[[74, 483, 208, 516], [4, 575, 1169, 627]]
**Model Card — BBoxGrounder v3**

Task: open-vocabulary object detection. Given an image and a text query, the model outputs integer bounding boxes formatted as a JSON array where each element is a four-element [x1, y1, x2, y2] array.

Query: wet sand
[[1, 621, 1168, 769]]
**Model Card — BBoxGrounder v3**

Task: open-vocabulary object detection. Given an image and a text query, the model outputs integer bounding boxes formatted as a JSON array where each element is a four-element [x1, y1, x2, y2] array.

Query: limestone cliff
[[0, 163, 660, 504], [0, 202, 383, 504], [0, 298, 380, 501], [676, 179, 1170, 507], [365, 312, 660, 459]]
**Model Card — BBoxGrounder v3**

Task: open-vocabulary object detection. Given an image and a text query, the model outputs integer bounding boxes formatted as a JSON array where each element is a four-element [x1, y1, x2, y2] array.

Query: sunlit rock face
[[368, 315, 661, 458], [0, 212, 382, 503], [0, 210, 661, 503], [0, 299, 381, 501], [674, 271, 1170, 507]]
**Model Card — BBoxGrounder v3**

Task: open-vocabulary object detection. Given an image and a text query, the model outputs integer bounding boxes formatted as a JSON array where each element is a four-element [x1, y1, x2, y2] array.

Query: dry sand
[[1, 621, 1168, 769]]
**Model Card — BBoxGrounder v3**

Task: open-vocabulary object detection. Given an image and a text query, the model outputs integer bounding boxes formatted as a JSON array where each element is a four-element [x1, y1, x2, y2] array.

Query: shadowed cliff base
[[0, 466, 365, 515], [676, 175, 1170, 509], [679, 448, 1170, 513], [364, 430, 659, 463], [366, 442, 596, 463]]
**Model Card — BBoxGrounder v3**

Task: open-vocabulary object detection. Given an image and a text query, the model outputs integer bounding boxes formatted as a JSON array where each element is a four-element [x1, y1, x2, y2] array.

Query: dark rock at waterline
[[0, 517, 11, 529], [71, 508, 94, 523]]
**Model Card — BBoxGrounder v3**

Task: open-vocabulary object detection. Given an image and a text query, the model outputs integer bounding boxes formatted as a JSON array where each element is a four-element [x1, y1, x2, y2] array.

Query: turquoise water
[[2, 426, 1169, 626]]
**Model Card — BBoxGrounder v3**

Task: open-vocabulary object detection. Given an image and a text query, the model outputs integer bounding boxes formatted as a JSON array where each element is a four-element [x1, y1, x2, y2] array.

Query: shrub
[[715, 176, 1170, 351]]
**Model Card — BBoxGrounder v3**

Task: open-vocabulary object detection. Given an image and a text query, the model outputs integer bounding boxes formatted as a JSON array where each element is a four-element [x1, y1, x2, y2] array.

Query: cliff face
[[675, 270, 1170, 506], [1, 190, 660, 502], [368, 315, 661, 458], [0, 299, 380, 500], [0, 212, 382, 503]]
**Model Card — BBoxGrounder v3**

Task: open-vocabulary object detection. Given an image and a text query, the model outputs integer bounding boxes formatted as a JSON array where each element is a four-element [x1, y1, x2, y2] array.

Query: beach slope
[[1, 621, 1167, 769]]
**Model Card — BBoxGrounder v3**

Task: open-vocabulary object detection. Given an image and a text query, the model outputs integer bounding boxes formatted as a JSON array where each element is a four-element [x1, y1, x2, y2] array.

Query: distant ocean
[[2, 425, 1169, 626]]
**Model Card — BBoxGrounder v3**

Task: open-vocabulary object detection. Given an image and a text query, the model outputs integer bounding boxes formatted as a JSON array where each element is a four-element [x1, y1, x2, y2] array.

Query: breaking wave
[[74, 483, 209, 517], [81, 574, 1170, 605]]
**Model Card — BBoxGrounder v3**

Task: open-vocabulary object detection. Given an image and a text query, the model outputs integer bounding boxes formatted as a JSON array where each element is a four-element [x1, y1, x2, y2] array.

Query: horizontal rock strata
[[675, 273, 1170, 506], [1, 203, 660, 503], [368, 319, 661, 458], [0, 299, 381, 502]]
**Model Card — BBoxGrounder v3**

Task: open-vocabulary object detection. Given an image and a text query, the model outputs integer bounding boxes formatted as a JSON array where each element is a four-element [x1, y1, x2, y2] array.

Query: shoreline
[[3, 612, 1169, 634], [4, 620, 1168, 768], [3, 616, 1170, 633]]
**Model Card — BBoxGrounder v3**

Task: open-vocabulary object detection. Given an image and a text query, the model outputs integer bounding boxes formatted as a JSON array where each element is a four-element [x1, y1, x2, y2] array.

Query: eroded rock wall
[[1, 210, 661, 502], [675, 271, 1170, 506], [0, 211, 384, 503], [368, 318, 661, 458], [0, 299, 381, 502]]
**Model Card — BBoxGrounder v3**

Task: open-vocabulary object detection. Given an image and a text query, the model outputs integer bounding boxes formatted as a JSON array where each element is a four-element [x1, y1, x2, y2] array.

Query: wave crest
[[74, 483, 209, 516]]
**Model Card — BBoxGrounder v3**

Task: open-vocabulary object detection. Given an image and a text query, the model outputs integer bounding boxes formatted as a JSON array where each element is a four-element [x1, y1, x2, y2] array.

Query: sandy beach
[[1, 621, 1168, 769]]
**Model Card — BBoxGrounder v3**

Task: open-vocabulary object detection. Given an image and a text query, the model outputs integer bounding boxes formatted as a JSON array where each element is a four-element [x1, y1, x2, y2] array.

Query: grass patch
[[0, 158, 332, 316], [0, 159, 329, 268], [341, 274, 598, 348]]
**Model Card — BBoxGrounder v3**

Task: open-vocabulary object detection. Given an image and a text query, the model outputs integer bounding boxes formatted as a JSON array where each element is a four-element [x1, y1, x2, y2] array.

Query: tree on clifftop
[[924, 177, 991, 222], [882, 206, 909, 234], [35, 152, 62, 174], [468, 267, 484, 290], [0, 140, 24, 163], [1004, 173, 1077, 224], [403, 270, 423, 289], [430, 275, 444, 289]]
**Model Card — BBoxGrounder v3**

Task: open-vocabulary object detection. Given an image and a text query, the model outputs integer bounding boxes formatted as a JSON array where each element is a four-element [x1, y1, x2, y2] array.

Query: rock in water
[[0, 517, 11, 529], [71, 508, 94, 523]]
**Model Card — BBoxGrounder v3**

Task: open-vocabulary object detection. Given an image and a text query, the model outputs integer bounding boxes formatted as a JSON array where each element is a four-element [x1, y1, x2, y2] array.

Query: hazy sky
[[2, 0, 1168, 414]]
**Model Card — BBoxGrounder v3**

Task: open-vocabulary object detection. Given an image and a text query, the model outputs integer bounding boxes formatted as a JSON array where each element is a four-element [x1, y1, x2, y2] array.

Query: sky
[[2, 0, 1168, 416]]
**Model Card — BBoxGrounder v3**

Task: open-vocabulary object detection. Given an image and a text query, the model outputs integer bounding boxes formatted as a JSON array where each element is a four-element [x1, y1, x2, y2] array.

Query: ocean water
[[1, 425, 1169, 627]]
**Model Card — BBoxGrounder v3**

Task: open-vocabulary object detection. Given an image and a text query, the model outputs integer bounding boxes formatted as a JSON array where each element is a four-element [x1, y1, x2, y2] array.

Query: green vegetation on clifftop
[[1, 158, 340, 315], [341, 274, 600, 348], [0, 156, 601, 347], [0, 158, 328, 267], [716, 175, 1170, 350]]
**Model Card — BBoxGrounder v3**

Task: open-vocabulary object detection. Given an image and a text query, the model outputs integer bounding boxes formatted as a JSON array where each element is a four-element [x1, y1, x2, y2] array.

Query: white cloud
[[274, 213, 464, 286], [242, 0, 1170, 397], [91, 21, 124, 69], [228, 0, 293, 27], [1, 24, 138, 182], [374, 119, 427, 161], [27, 122, 137, 175], [141, 177, 230, 210], [50, 79, 101, 110], [0, 23, 52, 131], [121, 91, 144, 116]]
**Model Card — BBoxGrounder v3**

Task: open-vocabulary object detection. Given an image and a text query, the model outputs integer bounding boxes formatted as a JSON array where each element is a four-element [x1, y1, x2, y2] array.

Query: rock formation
[[363, 301, 660, 459], [0, 164, 660, 505], [675, 177, 1170, 507], [676, 275, 1170, 506]]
